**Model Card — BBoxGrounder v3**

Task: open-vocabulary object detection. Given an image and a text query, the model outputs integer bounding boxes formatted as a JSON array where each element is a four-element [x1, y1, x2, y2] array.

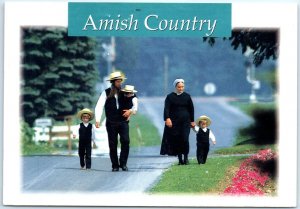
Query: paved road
[[22, 97, 252, 193], [22, 155, 175, 192]]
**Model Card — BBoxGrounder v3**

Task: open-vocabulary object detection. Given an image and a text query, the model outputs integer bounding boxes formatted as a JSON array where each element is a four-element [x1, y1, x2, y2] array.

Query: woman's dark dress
[[160, 92, 194, 156]]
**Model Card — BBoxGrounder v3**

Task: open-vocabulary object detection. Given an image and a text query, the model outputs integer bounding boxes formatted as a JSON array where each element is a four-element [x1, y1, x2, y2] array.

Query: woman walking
[[160, 78, 195, 165]]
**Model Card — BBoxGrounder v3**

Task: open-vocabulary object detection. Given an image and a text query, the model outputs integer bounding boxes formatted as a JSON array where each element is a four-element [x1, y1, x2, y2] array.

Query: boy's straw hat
[[121, 85, 138, 93], [77, 108, 94, 120], [196, 115, 211, 126], [106, 71, 127, 81]]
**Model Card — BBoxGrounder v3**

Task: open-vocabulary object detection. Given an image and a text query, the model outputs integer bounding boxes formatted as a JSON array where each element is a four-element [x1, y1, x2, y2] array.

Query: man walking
[[95, 72, 138, 172]]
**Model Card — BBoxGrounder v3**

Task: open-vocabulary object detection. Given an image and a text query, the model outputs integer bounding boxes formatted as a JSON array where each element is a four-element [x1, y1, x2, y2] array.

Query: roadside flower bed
[[224, 149, 277, 195]]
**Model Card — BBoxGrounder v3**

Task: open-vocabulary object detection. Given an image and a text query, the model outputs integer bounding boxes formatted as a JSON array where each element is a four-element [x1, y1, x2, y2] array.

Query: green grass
[[22, 143, 57, 155], [214, 144, 277, 155], [129, 113, 161, 147], [149, 157, 245, 194], [149, 101, 278, 194]]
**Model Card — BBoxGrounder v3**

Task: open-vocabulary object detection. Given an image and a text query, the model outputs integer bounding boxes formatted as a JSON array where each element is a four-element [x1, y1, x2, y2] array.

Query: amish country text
[[82, 14, 218, 36]]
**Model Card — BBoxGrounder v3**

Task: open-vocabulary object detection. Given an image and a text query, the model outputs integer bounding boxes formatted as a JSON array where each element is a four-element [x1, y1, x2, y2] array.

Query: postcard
[[2, 1, 298, 207]]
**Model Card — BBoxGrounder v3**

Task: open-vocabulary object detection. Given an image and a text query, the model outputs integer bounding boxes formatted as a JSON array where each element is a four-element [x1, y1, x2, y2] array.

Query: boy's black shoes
[[112, 167, 119, 172], [184, 159, 189, 165]]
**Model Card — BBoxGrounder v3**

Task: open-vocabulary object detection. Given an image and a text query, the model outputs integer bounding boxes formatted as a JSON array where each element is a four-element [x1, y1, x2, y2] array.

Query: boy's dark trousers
[[196, 128, 210, 164], [196, 141, 209, 164], [79, 142, 92, 169]]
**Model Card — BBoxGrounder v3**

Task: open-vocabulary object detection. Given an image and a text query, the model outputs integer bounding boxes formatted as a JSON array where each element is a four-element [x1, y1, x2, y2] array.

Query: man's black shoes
[[112, 167, 119, 172]]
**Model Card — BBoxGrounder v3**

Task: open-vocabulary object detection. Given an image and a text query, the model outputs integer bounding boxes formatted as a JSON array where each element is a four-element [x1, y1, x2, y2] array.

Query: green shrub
[[21, 121, 35, 145], [237, 107, 277, 145], [21, 121, 56, 155]]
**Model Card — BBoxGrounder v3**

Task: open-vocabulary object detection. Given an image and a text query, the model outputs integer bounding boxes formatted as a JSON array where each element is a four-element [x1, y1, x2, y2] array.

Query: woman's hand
[[165, 118, 172, 128], [95, 122, 100, 128], [190, 122, 196, 128]]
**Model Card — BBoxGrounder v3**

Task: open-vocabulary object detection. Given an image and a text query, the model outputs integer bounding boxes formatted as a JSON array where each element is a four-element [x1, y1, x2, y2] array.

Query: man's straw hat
[[106, 71, 127, 81], [77, 108, 94, 121], [121, 85, 137, 93], [196, 115, 211, 126]]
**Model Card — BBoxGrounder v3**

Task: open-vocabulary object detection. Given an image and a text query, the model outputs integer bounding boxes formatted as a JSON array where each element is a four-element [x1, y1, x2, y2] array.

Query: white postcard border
[[3, 1, 298, 207]]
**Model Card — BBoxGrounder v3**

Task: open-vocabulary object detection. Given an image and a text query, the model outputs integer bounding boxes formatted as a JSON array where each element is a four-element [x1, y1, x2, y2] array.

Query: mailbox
[[35, 118, 53, 127]]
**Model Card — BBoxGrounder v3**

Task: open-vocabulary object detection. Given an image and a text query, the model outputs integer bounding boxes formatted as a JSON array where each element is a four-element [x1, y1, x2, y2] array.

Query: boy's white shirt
[[73, 123, 96, 142], [95, 90, 138, 122], [192, 126, 216, 143]]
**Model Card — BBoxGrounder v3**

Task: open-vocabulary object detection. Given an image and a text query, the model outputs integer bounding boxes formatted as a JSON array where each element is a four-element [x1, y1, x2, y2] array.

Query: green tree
[[21, 27, 99, 126], [204, 28, 278, 66]]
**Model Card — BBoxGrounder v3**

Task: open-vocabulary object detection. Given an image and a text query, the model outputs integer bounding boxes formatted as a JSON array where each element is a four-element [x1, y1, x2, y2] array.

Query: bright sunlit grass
[[149, 157, 245, 194]]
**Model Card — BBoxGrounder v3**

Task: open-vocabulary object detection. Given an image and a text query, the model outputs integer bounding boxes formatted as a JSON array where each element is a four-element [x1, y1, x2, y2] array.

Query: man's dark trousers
[[106, 120, 130, 169]]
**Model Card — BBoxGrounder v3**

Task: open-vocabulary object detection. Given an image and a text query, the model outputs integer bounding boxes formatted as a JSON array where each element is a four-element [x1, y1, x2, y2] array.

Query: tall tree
[[204, 28, 278, 66], [21, 27, 99, 126]]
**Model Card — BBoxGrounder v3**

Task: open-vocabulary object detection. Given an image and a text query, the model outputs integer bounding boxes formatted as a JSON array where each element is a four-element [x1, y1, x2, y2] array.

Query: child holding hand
[[73, 108, 96, 170], [193, 115, 216, 165]]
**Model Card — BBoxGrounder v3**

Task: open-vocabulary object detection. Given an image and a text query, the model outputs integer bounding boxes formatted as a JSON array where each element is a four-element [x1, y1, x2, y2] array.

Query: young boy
[[120, 85, 138, 119], [193, 115, 216, 164], [73, 108, 96, 170]]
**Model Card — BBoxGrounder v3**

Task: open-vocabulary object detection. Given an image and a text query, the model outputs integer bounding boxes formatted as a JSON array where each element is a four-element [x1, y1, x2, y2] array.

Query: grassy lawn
[[149, 101, 278, 195], [214, 144, 277, 155], [129, 113, 161, 147], [149, 157, 245, 194], [22, 143, 57, 155]]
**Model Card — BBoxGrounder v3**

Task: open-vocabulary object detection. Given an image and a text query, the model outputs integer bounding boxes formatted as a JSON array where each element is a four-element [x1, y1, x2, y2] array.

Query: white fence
[[33, 121, 109, 154]]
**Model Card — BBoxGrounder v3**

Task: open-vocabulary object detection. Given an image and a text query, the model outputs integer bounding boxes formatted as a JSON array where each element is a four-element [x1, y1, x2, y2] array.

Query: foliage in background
[[21, 121, 35, 145], [257, 70, 277, 93], [204, 29, 278, 66], [235, 103, 277, 145], [98, 35, 276, 97], [215, 102, 277, 155], [21, 27, 99, 126], [21, 121, 56, 155], [230, 29, 278, 66]]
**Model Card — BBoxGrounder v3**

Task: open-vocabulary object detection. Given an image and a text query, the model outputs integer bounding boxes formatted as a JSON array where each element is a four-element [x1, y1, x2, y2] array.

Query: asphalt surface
[[22, 97, 253, 193], [22, 155, 175, 192]]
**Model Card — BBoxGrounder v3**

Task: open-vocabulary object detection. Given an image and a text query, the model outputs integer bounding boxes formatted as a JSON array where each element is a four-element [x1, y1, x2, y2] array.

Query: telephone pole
[[164, 55, 169, 95]]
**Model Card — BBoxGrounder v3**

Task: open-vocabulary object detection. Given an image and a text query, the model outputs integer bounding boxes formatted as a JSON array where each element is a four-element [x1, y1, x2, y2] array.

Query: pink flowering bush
[[224, 149, 277, 195]]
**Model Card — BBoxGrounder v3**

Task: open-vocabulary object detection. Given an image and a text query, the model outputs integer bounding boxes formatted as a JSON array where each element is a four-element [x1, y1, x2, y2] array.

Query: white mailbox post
[[34, 118, 53, 142]]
